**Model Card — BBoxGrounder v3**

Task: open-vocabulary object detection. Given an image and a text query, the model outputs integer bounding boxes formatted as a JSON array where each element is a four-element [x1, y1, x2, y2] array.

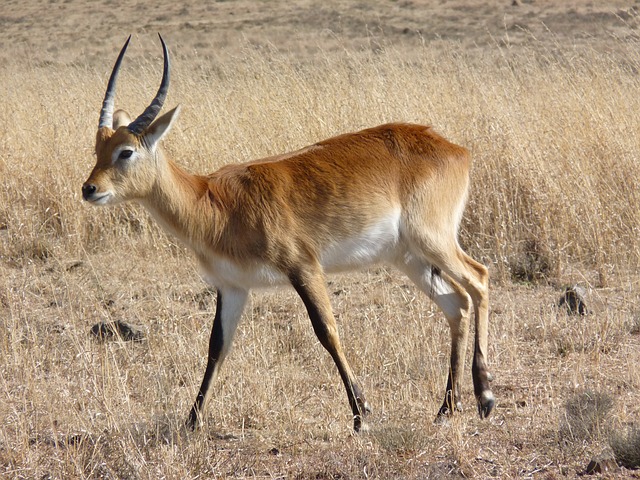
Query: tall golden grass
[[1, 39, 639, 478], [1, 40, 639, 280]]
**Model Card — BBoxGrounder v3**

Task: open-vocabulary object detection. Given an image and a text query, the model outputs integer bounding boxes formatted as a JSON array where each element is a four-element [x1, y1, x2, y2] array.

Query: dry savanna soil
[[1, 0, 640, 479]]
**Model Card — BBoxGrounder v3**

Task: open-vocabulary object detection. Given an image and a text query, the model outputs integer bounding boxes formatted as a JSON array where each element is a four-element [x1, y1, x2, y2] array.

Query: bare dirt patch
[[1, 0, 639, 66]]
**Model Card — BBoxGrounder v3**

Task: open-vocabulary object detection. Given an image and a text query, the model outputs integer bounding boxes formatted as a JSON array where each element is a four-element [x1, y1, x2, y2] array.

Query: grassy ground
[[2, 1, 640, 478]]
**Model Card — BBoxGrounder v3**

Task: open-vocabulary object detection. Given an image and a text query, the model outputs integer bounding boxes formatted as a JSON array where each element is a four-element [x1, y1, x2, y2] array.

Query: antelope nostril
[[82, 183, 97, 200]]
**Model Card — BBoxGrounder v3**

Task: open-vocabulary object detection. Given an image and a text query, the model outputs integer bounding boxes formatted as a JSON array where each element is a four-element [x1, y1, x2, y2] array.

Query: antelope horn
[[127, 33, 170, 135], [98, 35, 131, 129]]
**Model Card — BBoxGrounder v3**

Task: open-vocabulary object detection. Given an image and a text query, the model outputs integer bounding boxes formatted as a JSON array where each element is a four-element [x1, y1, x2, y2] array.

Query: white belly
[[199, 210, 401, 290], [320, 210, 401, 272], [200, 255, 289, 289]]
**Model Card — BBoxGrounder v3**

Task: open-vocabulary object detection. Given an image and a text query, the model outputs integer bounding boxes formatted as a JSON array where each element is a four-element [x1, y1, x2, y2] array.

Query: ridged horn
[[98, 35, 131, 129], [127, 33, 170, 135]]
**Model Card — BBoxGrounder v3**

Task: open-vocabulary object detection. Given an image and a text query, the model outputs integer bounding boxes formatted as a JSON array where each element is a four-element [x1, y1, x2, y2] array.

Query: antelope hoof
[[353, 415, 371, 433], [437, 399, 463, 417], [435, 400, 463, 425], [186, 410, 202, 431], [477, 390, 495, 419], [352, 397, 372, 432], [434, 413, 451, 426], [185, 418, 197, 431]]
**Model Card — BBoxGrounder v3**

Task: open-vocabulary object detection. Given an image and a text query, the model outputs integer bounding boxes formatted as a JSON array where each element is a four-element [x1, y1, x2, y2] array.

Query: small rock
[[583, 454, 618, 475], [558, 285, 589, 315], [66, 261, 84, 272], [90, 320, 145, 342], [193, 288, 216, 310]]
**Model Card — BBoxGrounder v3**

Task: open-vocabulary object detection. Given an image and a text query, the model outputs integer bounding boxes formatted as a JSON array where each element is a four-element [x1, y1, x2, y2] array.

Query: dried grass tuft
[[560, 391, 614, 443], [610, 426, 640, 470]]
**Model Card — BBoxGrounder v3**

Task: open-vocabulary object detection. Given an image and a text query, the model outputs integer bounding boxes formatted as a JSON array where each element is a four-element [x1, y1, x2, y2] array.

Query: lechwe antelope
[[82, 34, 494, 432]]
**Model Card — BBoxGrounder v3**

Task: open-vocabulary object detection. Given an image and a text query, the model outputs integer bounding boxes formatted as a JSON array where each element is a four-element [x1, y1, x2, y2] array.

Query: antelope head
[[82, 34, 180, 206]]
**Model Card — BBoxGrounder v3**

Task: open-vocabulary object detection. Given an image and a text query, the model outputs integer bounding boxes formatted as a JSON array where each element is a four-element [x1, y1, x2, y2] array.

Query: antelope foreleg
[[187, 288, 248, 430]]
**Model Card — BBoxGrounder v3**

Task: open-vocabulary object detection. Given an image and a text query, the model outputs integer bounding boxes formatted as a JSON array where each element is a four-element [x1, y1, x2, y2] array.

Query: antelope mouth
[[84, 191, 113, 205]]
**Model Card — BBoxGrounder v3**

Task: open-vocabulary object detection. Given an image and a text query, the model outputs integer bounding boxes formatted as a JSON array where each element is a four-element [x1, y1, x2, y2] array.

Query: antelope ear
[[143, 105, 181, 150], [113, 109, 131, 130]]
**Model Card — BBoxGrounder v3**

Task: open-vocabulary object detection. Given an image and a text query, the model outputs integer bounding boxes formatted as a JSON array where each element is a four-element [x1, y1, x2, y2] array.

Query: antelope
[[82, 34, 495, 432]]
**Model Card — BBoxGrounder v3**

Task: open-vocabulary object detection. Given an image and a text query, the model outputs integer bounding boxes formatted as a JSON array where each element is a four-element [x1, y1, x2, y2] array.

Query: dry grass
[[611, 426, 640, 470], [2, 14, 640, 480]]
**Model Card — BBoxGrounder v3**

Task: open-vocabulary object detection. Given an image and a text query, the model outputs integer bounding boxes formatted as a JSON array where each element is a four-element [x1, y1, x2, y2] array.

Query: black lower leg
[[472, 348, 495, 419], [187, 393, 205, 430], [437, 373, 459, 417], [438, 345, 464, 417], [186, 291, 225, 430], [347, 380, 371, 431]]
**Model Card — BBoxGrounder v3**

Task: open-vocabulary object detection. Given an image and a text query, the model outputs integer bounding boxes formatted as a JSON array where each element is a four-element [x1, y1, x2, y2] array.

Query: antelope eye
[[119, 149, 134, 160]]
